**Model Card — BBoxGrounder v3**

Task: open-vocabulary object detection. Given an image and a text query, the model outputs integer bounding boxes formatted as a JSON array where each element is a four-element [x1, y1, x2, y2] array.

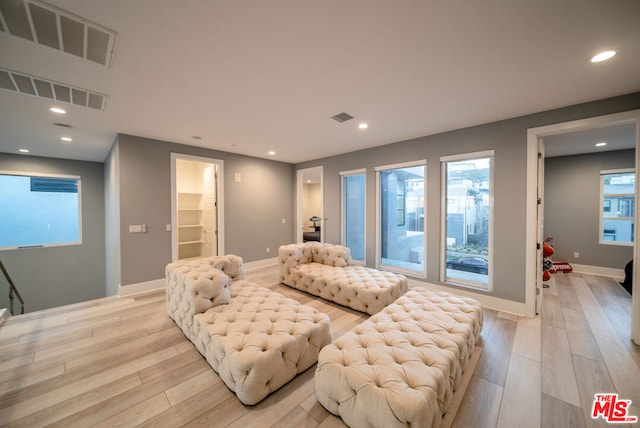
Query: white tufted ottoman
[[314, 287, 483, 428], [166, 255, 332, 405], [279, 243, 407, 315]]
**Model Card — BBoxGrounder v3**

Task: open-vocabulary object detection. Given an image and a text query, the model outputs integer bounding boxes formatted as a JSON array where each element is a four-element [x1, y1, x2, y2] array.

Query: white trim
[[526, 109, 640, 326], [170, 153, 224, 261], [0, 308, 9, 325], [600, 168, 635, 175], [569, 263, 624, 280], [118, 278, 165, 296], [374, 159, 426, 172], [0, 170, 80, 179], [339, 168, 366, 176], [407, 278, 526, 316], [296, 166, 324, 244], [440, 149, 495, 163], [439, 153, 494, 292]]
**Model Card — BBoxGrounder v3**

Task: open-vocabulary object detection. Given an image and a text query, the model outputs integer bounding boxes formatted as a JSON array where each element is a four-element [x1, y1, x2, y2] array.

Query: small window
[[600, 169, 635, 246], [0, 171, 82, 249]]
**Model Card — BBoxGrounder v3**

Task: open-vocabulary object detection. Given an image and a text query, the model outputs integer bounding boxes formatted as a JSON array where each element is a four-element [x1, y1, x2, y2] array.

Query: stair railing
[[0, 260, 25, 315]]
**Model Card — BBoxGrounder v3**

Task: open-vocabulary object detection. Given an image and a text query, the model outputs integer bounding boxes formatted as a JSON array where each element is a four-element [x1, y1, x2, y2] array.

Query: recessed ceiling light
[[358, 123, 369, 129], [268, 151, 276, 156], [595, 141, 607, 147], [18, 148, 29, 153], [61, 137, 72, 142], [590, 50, 616, 63], [50, 107, 66, 114]]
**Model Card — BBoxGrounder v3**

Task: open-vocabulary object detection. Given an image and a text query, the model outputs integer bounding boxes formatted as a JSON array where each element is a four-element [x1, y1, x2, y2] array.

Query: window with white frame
[[441, 151, 493, 290], [340, 169, 366, 263], [376, 160, 426, 276], [600, 169, 635, 245], [0, 171, 81, 249]]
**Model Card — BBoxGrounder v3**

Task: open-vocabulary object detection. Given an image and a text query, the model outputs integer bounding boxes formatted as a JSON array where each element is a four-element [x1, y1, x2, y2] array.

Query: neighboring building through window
[[376, 160, 426, 276], [0, 172, 81, 249], [340, 169, 366, 263], [600, 169, 635, 245], [442, 151, 493, 290]]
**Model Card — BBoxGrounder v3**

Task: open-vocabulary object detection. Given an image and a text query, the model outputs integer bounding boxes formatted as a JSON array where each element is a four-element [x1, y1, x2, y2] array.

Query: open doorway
[[526, 110, 640, 343], [171, 153, 224, 261], [296, 166, 323, 243]]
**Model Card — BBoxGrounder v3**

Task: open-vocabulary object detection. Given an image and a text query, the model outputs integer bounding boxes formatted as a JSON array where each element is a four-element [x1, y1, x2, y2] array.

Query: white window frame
[[599, 168, 635, 246], [375, 159, 427, 278], [0, 170, 82, 250], [440, 150, 494, 291], [340, 168, 366, 265]]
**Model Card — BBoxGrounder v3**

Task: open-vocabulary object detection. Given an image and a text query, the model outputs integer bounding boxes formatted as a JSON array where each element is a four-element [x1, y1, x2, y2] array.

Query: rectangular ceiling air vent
[[0, 67, 107, 110], [330, 112, 354, 123], [0, 0, 117, 67]]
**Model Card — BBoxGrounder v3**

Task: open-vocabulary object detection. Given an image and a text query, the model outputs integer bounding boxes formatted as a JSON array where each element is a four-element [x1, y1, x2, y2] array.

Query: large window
[[0, 172, 81, 249], [341, 169, 366, 263], [442, 152, 493, 290], [600, 169, 635, 245], [376, 161, 425, 276]]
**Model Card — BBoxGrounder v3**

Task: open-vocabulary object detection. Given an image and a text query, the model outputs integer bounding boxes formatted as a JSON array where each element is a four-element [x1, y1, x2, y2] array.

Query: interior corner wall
[[544, 149, 635, 269], [115, 134, 295, 288], [295, 92, 640, 305], [104, 139, 121, 296], [0, 153, 106, 312]]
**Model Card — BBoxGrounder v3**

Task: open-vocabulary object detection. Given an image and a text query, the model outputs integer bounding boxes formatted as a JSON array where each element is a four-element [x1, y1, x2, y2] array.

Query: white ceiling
[[1, 0, 639, 164]]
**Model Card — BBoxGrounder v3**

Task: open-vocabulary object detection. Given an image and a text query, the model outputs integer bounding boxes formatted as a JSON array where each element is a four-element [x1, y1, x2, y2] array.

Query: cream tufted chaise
[[166, 255, 332, 405], [279, 242, 408, 315], [314, 287, 483, 428]]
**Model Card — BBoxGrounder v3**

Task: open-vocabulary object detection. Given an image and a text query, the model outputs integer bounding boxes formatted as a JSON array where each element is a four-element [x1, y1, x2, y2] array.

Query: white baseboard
[[118, 278, 166, 296], [0, 308, 9, 325], [244, 257, 278, 271], [407, 278, 527, 317], [570, 263, 625, 281]]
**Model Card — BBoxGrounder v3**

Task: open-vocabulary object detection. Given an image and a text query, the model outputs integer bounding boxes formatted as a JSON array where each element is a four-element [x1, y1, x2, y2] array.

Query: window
[[341, 170, 366, 263], [600, 169, 635, 246], [0, 172, 81, 249], [442, 151, 493, 290], [376, 160, 425, 276]]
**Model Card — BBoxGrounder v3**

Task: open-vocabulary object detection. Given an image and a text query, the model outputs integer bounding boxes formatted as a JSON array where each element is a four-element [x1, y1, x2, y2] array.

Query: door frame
[[170, 153, 225, 261], [525, 110, 640, 343], [296, 166, 324, 243]]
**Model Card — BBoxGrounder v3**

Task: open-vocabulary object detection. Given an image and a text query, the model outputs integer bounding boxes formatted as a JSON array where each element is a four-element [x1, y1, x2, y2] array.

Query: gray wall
[[296, 93, 640, 304], [544, 149, 635, 269], [0, 154, 105, 312], [111, 134, 295, 288]]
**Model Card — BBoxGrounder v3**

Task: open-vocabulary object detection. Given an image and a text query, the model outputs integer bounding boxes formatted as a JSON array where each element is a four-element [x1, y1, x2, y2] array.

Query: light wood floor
[[0, 266, 638, 427]]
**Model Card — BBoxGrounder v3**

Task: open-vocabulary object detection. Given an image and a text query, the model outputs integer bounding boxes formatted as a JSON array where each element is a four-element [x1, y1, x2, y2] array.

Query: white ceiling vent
[[0, 67, 107, 110], [0, 0, 117, 66], [330, 112, 354, 123]]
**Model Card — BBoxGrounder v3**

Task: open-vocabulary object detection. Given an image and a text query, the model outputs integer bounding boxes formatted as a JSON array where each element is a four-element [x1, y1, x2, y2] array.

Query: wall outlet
[[266, 247, 270, 253], [573, 252, 580, 258], [282, 218, 286, 224]]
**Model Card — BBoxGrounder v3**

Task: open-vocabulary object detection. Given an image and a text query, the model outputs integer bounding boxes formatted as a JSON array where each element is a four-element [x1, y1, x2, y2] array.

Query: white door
[[171, 153, 224, 261], [296, 166, 323, 243], [536, 139, 545, 314]]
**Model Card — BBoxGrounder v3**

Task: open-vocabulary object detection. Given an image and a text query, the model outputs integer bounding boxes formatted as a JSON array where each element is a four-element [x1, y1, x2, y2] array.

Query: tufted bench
[[166, 255, 332, 405], [314, 287, 483, 428], [279, 242, 408, 315]]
